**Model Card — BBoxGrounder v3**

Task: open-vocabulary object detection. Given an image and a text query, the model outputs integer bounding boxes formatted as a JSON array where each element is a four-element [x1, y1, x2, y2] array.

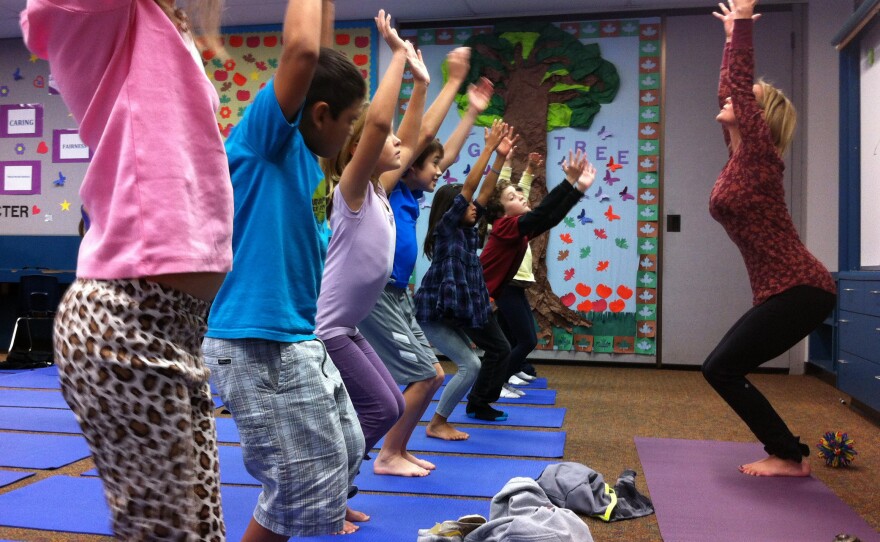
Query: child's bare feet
[[346, 507, 370, 522], [403, 451, 436, 470], [739, 455, 810, 477], [373, 452, 430, 476], [336, 521, 358, 534], [426, 418, 469, 440]]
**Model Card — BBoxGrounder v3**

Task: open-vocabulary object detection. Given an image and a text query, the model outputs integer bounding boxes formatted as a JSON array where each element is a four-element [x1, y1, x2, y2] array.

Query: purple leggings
[[323, 332, 405, 452]]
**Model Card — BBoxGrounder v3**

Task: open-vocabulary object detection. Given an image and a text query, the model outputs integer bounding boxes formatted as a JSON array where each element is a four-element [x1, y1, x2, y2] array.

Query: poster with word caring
[[0, 39, 86, 236], [400, 18, 661, 357]]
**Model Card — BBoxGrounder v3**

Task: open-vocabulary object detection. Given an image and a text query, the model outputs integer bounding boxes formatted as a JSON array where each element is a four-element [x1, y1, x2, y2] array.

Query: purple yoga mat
[[635, 437, 880, 542]]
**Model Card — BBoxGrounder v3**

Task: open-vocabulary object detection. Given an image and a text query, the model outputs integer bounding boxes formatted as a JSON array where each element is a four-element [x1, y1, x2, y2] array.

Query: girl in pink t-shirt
[[21, 0, 232, 539]]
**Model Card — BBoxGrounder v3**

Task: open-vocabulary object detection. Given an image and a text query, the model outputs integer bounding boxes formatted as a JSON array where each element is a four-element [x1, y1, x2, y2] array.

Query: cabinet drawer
[[838, 310, 880, 361], [837, 352, 880, 413], [839, 280, 880, 316]]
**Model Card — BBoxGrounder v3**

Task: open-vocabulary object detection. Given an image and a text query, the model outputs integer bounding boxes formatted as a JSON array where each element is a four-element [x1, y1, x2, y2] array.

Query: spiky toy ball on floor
[[817, 431, 857, 467]]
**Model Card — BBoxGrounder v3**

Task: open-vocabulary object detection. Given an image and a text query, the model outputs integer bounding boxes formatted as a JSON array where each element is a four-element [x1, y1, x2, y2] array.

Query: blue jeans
[[418, 319, 481, 418]]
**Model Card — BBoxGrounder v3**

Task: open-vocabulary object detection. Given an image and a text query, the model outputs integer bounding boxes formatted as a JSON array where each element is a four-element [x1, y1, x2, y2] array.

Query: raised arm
[[714, 0, 760, 150], [321, 0, 335, 48], [518, 152, 543, 199], [475, 126, 519, 207], [418, 48, 471, 152], [378, 46, 430, 192], [274, 0, 322, 121], [439, 77, 494, 171], [727, 1, 774, 154], [517, 150, 595, 238], [460, 120, 506, 202], [338, 10, 409, 210]]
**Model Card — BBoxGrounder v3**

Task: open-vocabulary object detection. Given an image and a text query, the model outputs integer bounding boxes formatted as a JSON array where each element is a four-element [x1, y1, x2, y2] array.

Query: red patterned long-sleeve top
[[710, 19, 835, 306]]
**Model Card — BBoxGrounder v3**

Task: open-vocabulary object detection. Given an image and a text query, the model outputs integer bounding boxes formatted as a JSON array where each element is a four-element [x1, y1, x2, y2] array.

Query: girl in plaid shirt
[[415, 120, 517, 423]]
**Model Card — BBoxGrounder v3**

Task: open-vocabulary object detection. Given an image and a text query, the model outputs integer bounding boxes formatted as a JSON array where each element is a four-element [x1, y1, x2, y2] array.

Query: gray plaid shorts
[[203, 337, 364, 537]]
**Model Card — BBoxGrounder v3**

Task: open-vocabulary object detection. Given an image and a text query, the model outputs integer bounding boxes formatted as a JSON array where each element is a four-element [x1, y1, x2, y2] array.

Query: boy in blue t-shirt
[[203, 0, 369, 538]]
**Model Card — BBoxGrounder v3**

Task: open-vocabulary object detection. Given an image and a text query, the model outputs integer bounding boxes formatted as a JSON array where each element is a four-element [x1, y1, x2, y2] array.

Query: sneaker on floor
[[417, 515, 487, 542], [514, 371, 536, 382], [502, 383, 526, 397], [499, 386, 520, 399], [508, 374, 530, 386]]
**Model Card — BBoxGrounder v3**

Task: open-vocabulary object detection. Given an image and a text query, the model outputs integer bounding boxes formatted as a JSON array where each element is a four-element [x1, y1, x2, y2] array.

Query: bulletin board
[[0, 22, 377, 280], [401, 17, 662, 356], [0, 39, 87, 239]]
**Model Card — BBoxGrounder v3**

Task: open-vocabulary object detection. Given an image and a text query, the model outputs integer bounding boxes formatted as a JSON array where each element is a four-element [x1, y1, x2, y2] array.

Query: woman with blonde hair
[[21, 1, 232, 538], [703, 0, 836, 478]]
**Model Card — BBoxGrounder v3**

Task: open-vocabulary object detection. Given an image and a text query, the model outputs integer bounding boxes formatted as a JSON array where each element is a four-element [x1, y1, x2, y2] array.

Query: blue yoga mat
[[0, 470, 33, 489], [0, 432, 91, 469], [0, 389, 68, 409], [440, 373, 547, 389], [436, 386, 556, 405], [0, 365, 60, 389], [208, 446, 552, 498], [419, 402, 565, 428], [0, 406, 81, 434], [0, 475, 490, 542], [376, 426, 565, 457], [355, 454, 553, 497]]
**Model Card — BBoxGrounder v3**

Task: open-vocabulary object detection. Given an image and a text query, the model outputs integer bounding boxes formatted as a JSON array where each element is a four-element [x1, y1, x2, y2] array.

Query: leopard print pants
[[54, 278, 225, 541]]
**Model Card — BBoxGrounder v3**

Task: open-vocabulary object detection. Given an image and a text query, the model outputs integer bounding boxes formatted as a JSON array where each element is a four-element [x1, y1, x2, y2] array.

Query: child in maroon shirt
[[703, 0, 835, 477]]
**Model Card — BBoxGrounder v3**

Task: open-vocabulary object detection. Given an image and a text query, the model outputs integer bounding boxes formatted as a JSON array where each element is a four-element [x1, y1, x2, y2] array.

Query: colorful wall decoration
[[208, 22, 378, 140], [400, 17, 662, 357]]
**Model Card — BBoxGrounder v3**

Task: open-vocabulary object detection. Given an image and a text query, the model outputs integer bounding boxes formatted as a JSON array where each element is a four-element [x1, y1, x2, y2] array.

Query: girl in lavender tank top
[[315, 12, 433, 478]]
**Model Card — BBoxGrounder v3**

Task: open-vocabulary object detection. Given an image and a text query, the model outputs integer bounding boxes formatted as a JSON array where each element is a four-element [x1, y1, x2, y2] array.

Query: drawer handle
[[876, 376, 880, 381], [839, 319, 850, 324], [872, 290, 880, 294], [838, 359, 849, 364], [842, 288, 856, 292]]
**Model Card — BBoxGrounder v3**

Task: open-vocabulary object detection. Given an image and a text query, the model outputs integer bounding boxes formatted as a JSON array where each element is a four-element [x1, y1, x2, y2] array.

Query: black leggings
[[495, 284, 538, 379], [701, 285, 835, 462]]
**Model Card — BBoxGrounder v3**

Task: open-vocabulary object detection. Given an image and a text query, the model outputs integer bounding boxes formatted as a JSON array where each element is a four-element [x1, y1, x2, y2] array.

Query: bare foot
[[373, 453, 430, 477], [335, 520, 358, 535], [739, 455, 810, 477], [403, 451, 436, 470], [426, 419, 469, 441], [346, 507, 370, 522]]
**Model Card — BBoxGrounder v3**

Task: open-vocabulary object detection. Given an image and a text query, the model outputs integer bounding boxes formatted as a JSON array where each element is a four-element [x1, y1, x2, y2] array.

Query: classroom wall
[[0, 1, 852, 364], [804, 0, 850, 271]]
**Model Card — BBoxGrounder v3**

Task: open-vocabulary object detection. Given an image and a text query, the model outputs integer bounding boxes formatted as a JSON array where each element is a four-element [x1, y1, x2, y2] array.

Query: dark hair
[[484, 180, 519, 225], [423, 183, 463, 261], [412, 138, 444, 170], [305, 48, 367, 119]]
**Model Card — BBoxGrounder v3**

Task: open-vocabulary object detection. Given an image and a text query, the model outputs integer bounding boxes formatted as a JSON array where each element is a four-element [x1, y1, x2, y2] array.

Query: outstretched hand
[[562, 149, 596, 191], [713, 0, 760, 39], [467, 77, 494, 114], [446, 47, 471, 82], [526, 152, 544, 173], [496, 128, 520, 158], [375, 10, 406, 53], [483, 119, 509, 151], [407, 46, 430, 85]]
